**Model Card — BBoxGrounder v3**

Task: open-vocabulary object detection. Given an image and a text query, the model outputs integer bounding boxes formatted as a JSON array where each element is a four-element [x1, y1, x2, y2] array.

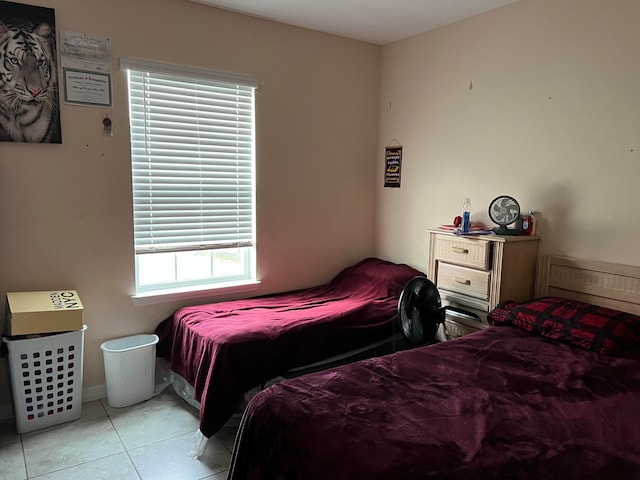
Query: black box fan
[[398, 276, 455, 345]]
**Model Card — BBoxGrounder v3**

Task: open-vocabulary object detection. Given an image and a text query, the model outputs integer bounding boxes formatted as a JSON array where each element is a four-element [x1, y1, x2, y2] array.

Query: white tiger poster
[[0, 1, 62, 143]]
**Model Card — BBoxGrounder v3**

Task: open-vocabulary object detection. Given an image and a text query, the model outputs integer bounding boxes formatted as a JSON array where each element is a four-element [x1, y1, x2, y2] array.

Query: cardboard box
[[5, 291, 84, 336]]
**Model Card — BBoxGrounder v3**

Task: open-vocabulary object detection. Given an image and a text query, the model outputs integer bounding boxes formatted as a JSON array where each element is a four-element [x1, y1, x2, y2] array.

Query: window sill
[[132, 280, 261, 306]]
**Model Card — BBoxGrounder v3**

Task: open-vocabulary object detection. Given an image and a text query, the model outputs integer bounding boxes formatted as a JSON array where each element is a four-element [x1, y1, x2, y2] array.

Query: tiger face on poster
[[0, 0, 61, 143]]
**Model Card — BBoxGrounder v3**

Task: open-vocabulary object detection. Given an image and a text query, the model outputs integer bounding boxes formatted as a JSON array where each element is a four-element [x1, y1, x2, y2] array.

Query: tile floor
[[0, 387, 238, 480]]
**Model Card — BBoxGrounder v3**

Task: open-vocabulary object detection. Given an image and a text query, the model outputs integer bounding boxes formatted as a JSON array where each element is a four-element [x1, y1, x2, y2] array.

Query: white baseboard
[[82, 384, 107, 403], [0, 384, 108, 421]]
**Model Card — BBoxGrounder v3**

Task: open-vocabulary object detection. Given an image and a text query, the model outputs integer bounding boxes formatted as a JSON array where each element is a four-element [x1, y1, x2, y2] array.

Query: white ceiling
[[189, 0, 522, 45]]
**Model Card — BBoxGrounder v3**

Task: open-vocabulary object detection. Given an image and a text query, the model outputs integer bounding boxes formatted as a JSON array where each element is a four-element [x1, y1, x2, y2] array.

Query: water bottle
[[462, 197, 471, 233]]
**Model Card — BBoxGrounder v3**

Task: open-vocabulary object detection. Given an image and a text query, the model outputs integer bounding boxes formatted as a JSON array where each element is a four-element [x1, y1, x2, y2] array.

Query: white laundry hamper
[[100, 334, 159, 408], [3, 326, 87, 434]]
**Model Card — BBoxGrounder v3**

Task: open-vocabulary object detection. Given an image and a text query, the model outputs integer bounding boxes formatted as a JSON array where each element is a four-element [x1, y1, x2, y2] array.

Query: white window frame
[[121, 58, 258, 303]]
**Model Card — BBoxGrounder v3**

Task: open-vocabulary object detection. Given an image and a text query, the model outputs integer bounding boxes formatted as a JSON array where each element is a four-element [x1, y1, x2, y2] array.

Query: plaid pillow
[[487, 301, 518, 326], [488, 297, 640, 356]]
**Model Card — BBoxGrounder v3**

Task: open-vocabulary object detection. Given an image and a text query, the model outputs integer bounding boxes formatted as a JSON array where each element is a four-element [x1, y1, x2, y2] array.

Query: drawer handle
[[451, 247, 469, 254], [454, 276, 471, 285]]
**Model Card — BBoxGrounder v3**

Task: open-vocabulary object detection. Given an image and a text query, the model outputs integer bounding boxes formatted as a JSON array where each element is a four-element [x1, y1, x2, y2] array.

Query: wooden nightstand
[[428, 229, 539, 339]]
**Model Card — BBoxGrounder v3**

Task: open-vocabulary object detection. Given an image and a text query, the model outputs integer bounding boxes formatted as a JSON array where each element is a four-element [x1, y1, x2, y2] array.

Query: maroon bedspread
[[228, 327, 640, 480], [154, 257, 423, 437]]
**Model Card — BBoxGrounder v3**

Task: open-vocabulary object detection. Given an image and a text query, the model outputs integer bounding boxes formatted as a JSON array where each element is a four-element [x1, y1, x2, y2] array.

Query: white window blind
[[122, 58, 257, 255]]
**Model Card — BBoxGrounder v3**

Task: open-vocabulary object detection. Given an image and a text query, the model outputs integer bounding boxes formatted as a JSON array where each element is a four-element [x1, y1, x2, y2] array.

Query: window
[[121, 58, 257, 298]]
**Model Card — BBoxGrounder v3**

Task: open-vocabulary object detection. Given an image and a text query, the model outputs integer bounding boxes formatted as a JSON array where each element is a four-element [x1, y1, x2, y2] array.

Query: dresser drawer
[[433, 236, 490, 270], [436, 263, 490, 300], [443, 319, 483, 339], [440, 290, 490, 313]]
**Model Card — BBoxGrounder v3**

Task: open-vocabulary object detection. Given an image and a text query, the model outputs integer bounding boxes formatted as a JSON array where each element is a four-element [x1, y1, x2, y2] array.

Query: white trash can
[[100, 334, 159, 408]]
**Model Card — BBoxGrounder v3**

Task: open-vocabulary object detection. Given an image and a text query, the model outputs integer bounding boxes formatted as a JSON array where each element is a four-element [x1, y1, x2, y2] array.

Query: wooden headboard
[[535, 256, 640, 315]]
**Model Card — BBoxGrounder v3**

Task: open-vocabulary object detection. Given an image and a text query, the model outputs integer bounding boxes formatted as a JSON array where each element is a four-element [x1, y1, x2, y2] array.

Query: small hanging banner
[[384, 145, 403, 188]]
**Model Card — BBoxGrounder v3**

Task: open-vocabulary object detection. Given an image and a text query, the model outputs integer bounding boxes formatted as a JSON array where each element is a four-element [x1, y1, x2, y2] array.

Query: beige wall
[[376, 0, 640, 273], [0, 0, 380, 411]]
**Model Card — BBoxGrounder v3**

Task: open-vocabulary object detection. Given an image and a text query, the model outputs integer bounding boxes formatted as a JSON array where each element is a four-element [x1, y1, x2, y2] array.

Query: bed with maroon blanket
[[154, 257, 423, 438], [228, 325, 640, 480], [228, 257, 640, 480]]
